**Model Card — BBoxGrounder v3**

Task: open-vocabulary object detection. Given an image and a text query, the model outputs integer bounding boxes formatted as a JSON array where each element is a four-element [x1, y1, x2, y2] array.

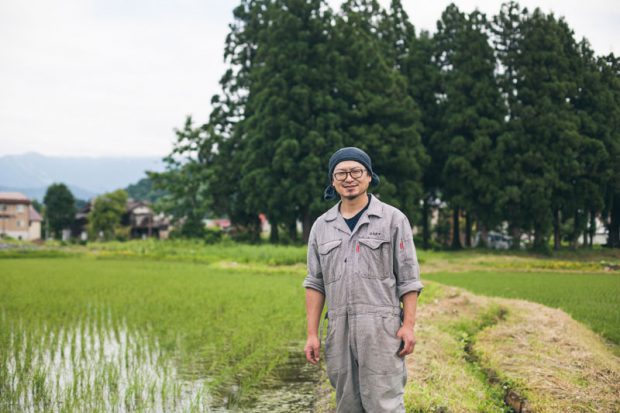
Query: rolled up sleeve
[[303, 224, 325, 295], [393, 215, 424, 299]]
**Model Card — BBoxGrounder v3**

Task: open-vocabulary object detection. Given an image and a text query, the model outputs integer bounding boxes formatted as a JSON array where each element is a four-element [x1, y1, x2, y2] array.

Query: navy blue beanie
[[324, 147, 380, 200]]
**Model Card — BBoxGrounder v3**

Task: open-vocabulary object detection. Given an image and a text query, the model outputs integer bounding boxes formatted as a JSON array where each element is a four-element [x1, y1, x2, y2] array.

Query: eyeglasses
[[333, 168, 366, 181]]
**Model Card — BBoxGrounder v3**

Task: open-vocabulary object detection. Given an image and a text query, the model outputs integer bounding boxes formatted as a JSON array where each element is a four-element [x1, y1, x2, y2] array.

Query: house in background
[[122, 200, 170, 239], [73, 199, 170, 240], [0, 192, 42, 240]]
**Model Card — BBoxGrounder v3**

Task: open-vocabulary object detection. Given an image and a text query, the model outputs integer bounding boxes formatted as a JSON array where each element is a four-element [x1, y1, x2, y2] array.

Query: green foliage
[[43, 183, 76, 239], [148, 117, 210, 235], [125, 177, 167, 203], [88, 189, 128, 241], [333, 0, 428, 224], [149, 0, 620, 250], [433, 5, 505, 248]]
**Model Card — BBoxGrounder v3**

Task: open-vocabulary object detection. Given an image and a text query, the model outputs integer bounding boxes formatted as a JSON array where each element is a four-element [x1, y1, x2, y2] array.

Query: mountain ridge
[[0, 152, 165, 200]]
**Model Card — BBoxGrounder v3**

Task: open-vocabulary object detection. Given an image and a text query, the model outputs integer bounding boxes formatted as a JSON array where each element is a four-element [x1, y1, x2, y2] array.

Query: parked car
[[487, 231, 512, 250]]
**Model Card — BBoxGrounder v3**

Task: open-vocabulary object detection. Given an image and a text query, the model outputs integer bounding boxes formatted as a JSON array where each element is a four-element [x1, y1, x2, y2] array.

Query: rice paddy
[[0, 257, 311, 412]]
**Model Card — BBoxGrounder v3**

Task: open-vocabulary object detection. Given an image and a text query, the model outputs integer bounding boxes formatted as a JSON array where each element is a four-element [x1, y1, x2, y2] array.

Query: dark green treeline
[[150, 0, 620, 251]]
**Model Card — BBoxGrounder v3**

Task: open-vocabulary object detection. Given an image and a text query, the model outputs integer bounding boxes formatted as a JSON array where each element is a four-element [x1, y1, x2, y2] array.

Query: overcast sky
[[1, 0, 618, 158]]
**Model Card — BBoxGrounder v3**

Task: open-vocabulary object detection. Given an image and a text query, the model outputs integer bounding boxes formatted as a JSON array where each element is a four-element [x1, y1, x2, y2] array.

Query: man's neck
[[340, 193, 370, 219]]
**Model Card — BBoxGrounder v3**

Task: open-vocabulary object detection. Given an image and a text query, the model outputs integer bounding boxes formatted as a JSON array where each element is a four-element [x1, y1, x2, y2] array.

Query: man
[[303, 147, 423, 413]]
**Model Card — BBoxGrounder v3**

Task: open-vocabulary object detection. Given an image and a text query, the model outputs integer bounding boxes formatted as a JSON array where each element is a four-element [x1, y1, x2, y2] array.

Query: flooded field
[[0, 258, 315, 412]]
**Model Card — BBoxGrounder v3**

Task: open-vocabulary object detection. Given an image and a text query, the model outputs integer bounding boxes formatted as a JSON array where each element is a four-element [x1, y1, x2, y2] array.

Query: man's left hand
[[396, 326, 416, 357]]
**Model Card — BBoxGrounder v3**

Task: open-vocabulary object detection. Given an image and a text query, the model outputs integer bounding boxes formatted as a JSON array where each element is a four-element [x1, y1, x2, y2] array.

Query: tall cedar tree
[[499, 9, 586, 251], [334, 0, 428, 225], [147, 0, 272, 239], [380, 1, 440, 249], [433, 4, 504, 249], [492, 1, 530, 248], [596, 54, 620, 247], [239, 0, 339, 243], [570, 40, 610, 248]]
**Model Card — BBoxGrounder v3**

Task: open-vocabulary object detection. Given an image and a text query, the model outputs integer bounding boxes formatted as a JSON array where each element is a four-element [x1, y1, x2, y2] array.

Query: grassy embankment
[[1, 240, 618, 412]]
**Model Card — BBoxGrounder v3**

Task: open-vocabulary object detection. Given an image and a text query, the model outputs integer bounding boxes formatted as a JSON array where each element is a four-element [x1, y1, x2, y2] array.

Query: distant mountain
[[0, 185, 96, 202], [0, 152, 165, 201]]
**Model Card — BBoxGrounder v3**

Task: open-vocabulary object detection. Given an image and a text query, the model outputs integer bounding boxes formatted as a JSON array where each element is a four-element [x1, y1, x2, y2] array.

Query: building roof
[[29, 205, 43, 222], [0, 192, 30, 203]]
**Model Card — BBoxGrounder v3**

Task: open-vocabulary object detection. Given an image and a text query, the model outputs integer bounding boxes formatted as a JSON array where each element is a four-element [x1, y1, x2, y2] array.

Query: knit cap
[[324, 147, 380, 200]]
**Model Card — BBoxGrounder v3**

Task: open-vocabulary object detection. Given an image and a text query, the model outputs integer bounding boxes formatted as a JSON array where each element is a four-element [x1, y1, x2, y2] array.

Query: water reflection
[[3, 311, 210, 412], [246, 343, 319, 412], [2, 315, 320, 412]]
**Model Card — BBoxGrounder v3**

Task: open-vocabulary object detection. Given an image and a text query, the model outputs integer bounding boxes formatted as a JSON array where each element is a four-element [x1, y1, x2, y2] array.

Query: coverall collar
[[324, 194, 384, 235]]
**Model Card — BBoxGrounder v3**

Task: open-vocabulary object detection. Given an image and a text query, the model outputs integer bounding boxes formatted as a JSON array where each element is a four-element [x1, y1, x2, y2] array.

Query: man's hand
[[396, 325, 416, 357], [304, 335, 321, 364]]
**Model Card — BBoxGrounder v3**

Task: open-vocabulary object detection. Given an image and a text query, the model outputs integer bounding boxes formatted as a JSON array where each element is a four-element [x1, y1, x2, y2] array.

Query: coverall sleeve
[[302, 223, 325, 295], [393, 215, 424, 299]]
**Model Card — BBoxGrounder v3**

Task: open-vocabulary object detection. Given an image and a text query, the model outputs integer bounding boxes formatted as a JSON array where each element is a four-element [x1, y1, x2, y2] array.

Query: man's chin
[[343, 192, 362, 201]]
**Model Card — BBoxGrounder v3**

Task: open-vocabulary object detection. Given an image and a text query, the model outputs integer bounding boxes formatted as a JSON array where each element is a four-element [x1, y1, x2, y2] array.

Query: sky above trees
[[0, 0, 618, 157]]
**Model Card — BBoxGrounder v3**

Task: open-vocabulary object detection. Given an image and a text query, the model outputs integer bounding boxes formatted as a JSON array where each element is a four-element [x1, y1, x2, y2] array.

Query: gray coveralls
[[303, 195, 424, 413]]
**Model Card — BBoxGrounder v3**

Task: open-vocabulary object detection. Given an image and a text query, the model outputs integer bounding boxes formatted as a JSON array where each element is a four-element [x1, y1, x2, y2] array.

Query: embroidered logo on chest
[[368, 232, 382, 237]]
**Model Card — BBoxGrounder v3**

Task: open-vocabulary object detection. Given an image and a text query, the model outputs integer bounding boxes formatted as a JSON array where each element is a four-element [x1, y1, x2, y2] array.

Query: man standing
[[303, 147, 423, 413]]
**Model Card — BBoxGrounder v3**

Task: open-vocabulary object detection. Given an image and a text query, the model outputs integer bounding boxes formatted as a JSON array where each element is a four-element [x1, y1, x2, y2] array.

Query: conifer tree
[[379, 1, 440, 248], [433, 4, 504, 249], [505, 10, 585, 251], [238, 0, 339, 242], [333, 0, 428, 224]]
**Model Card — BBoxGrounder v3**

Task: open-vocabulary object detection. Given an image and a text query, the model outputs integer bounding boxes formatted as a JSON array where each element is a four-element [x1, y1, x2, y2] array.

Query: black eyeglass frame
[[332, 168, 367, 182]]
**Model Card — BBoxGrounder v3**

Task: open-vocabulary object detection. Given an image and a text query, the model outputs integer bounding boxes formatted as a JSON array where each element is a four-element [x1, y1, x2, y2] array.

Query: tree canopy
[[154, 0, 619, 249], [43, 183, 76, 239]]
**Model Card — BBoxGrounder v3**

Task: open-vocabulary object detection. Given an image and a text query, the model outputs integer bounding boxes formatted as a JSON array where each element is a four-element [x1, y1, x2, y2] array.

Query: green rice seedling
[[0, 257, 310, 411]]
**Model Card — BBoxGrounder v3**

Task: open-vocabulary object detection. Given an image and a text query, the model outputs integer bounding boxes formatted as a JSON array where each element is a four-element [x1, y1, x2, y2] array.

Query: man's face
[[332, 160, 372, 201]]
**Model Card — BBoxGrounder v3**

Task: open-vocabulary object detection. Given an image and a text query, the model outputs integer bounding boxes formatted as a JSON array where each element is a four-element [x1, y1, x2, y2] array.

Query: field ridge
[[404, 284, 620, 413]]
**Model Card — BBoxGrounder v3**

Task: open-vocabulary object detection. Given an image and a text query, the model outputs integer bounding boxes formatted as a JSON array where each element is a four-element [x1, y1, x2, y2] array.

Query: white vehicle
[[487, 231, 512, 250]]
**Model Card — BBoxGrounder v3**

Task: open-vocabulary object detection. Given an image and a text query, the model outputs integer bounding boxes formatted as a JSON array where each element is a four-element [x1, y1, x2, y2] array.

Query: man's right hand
[[304, 335, 321, 364]]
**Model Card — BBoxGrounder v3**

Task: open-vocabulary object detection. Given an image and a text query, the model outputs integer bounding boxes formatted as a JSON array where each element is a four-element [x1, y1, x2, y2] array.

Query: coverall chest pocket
[[319, 239, 343, 284], [357, 238, 391, 279]]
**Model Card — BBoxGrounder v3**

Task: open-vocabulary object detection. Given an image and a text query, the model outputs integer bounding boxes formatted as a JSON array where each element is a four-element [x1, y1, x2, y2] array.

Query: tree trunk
[[479, 222, 489, 248], [609, 193, 620, 248], [553, 208, 561, 251], [251, 216, 262, 243], [465, 212, 472, 248], [270, 218, 279, 244], [422, 197, 430, 250], [289, 219, 298, 243], [533, 226, 547, 252], [589, 209, 596, 248], [451, 206, 462, 250], [571, 209, 580, 250], [511, 226, 521, 250], [302, 211, 312, 244]]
